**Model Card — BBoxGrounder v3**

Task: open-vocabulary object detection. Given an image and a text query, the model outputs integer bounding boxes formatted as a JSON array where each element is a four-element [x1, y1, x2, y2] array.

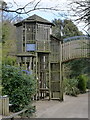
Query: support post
[[49, 54, 51, 100], [59, 41, 64, 101], [35, 52, 38, 100]]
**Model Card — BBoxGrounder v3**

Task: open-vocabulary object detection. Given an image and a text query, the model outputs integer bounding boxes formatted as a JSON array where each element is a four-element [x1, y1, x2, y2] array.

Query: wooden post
[[49, 53, 51, 100], [0, 97, 2, 115], [0, 95, 9, 116], [25, 57, 27, 70], [17, 62, 20, 67], [35, 52, 38, 100], [59, 41, 64, 101], [68, 42, 70, 59]]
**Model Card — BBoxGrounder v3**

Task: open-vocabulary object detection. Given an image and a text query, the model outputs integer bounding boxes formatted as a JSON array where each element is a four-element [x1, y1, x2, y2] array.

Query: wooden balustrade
[[62, 39, 89, 62]]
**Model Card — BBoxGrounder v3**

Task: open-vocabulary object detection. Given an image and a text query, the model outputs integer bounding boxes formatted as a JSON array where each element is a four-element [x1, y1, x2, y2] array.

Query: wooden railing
[[62, 39, 89, 62]]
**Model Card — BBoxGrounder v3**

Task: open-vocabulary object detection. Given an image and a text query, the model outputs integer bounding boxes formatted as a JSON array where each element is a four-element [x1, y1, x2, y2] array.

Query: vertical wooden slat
[[25, 23, 26, 52], [49, 53, 51, 100], [35, 52, 38, 100], [59, 41, 62, 100], [60, 42, 64, 101], [62, 38, 89, 62], [0, 97, 2, 115], [0, 96, 9, 116], [25, 57, 27, 70]]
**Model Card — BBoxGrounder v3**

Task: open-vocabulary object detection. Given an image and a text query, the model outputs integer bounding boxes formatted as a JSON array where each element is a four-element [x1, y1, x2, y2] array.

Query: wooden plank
[[0, 98, 2, 115], [59, 41, 62, 100], [0, 97, 9, 116]]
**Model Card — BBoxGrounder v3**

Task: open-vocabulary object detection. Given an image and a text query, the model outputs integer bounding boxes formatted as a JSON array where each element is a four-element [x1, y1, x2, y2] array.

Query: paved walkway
[[34, 93, 88, 118]]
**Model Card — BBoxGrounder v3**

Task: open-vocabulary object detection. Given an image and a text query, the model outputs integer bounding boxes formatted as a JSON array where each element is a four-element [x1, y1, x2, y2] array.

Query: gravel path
[[34, 93, 88, 118]]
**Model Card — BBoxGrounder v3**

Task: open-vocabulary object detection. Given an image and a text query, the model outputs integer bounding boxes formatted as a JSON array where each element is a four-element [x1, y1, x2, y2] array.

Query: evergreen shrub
[[2, 65, 36, 116], [77, 75, 87, 93], [64, 78, 80, 96]]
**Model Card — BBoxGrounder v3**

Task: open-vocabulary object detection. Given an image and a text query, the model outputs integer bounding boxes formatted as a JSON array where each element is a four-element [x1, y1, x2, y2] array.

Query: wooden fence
[[0, 96, 9, 116]]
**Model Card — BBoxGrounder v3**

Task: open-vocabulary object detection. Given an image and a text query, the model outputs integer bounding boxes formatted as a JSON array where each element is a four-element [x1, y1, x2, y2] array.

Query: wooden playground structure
[[14, 14, 90, 101], [0, 14, 90, 118]]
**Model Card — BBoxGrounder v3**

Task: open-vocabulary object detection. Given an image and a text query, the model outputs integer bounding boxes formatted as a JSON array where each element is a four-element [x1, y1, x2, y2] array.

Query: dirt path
[[34, 93, 88, 118]]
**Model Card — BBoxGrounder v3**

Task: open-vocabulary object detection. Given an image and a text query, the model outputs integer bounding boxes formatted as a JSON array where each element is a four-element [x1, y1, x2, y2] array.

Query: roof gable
[[14, 14, 54, 26]]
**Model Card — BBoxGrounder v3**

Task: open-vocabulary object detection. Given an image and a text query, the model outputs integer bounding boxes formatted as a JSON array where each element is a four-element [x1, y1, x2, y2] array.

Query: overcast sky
[[4, 0, 87, 34], [4, 0, 70, 20]]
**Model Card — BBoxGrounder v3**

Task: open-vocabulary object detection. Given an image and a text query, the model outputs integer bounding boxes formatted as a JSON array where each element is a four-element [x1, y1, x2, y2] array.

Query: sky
[[3, 0, 87, 34], [4, 0, 69, 20]]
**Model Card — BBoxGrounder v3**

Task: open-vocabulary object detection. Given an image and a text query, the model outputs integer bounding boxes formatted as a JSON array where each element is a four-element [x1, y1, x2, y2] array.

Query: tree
[[52, 19, 62, 39], [66, 58, 89, 78], [0, 0, 61, 16], [69, 0, 90, 29], [52, 18, 89, 82], [52, 19, 83, 40], [2, 19, 17, 65]]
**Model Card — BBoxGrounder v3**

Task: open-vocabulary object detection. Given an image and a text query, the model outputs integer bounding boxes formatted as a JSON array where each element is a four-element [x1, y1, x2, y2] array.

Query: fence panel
[[0, 96, 9, 116]]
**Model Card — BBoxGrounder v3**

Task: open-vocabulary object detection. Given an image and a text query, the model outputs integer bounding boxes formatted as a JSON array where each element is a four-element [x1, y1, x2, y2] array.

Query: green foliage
[[63, 63, 72, 79], [2, 56, 16, 65], [52, 19, 62, 39], [2, 22, 10, 44], [2, 65, 36, 114], [86, 76, 90, 89], [65, 59, 89, 78], [64, 78, 80, 96], [77, 75, 87, 93], [52, 19, 83, 39], [0, 85, 3, 96], [2, 20, 17, 62], [62, 20, 83, 39]]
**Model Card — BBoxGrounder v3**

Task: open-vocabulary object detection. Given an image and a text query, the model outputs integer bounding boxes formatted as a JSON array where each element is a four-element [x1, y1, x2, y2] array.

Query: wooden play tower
[[15, 14, 89, 101], [15, 14, 63, 100]]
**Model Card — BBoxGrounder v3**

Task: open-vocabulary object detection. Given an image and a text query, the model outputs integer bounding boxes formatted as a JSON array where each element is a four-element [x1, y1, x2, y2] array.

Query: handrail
[[63, 35, 90, 42]]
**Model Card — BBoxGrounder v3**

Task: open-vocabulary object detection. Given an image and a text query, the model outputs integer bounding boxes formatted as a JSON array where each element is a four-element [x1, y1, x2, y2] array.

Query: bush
[[2, 65, 36, 115], [87, 78, 90, 89], [77, 75, 87, 93], [0, 85, 3, 96], [64, 78, 80, 96], [2, 56, 16, 66]]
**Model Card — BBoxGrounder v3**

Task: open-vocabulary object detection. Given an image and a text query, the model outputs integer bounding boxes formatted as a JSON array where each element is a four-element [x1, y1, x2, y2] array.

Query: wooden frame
[[15, 14, 90, 101]]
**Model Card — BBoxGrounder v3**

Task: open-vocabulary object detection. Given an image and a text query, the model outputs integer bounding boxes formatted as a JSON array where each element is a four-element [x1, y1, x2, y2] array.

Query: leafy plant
[[77, 74, 87, 93], [86, 77, 90, 89], [65, 59, 89, 78], [52, 19, 83, 40], [64, 78, 80, 96], [0, 85, 3, 96], [2, 56, 16, 65], [2, 65, 36, 115]]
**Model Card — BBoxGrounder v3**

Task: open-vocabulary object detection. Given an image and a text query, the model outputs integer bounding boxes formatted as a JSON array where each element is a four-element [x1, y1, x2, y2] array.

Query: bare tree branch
[[0, 0, 60, 15], [69, 0, 90, 24], [34, 0, 41, 9]]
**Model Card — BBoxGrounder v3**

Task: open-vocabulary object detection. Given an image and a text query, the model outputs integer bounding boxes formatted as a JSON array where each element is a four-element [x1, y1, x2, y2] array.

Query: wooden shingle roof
[[14, 14, 54, 26]]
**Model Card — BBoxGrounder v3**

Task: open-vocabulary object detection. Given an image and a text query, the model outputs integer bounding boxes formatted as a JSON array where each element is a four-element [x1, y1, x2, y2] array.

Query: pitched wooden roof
[[14, 14, 54, 26]]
